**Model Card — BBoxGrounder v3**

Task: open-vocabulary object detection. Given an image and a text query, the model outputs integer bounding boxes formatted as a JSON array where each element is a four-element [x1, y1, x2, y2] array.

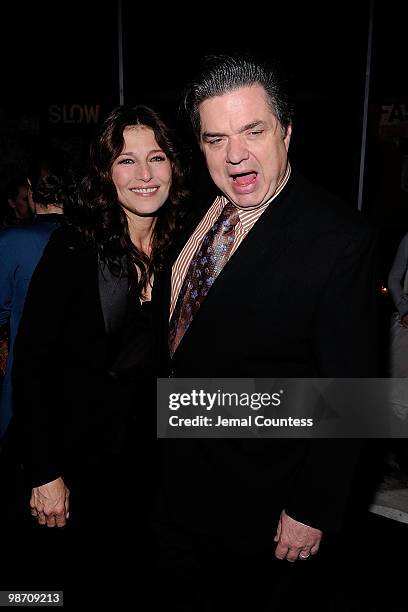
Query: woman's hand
[[30, 477, 70, 527]]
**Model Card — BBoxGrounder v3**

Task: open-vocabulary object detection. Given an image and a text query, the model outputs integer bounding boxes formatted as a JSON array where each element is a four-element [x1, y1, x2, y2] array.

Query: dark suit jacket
[[10, 225, 152, 488], [156, 170, 378, 543]]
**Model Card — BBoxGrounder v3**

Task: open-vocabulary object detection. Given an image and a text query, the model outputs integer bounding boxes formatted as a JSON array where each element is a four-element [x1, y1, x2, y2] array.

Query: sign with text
[[157, 378, 407, 438]]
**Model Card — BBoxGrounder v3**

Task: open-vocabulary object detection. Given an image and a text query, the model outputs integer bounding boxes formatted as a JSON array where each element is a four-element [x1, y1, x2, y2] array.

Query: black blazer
[[11, 225, 152, 488], [156, 171, 378, 540]]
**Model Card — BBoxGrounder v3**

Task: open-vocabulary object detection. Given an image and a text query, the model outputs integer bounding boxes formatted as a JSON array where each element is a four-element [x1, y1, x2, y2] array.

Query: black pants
[[0, 442, 154, 611], [61, 438, 154, 609], [154, 518, 334, 612], [0, 448, 67, 593]]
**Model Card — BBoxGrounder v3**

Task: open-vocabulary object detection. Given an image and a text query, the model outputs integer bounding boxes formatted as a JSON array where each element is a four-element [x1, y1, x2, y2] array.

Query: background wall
[[0, 0, 406, 250]]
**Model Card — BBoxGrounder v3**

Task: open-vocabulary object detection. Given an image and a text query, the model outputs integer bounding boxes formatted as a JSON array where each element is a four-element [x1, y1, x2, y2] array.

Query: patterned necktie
[[169, 201, 240, 355]]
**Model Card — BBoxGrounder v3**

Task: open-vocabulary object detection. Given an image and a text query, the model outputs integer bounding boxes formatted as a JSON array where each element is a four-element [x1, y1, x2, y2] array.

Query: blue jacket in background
[[0, 215, 63, 436]]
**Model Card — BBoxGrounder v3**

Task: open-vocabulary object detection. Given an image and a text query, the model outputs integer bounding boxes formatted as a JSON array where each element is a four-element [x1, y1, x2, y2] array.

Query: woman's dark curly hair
[[68, 105, 189, 294]]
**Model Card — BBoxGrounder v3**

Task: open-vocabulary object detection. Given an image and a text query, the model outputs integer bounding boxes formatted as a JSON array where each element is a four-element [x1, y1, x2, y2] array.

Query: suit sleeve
[[12, 234, 81, 487], [388, 233, 408, 316], [284, 225, 378, 532]]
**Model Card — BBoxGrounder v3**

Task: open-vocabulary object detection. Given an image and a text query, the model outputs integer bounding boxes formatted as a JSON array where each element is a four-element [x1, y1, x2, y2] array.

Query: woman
[[388, 234, 408, 424], [388, 233, 408, 337], [11, 105, 188, 600]]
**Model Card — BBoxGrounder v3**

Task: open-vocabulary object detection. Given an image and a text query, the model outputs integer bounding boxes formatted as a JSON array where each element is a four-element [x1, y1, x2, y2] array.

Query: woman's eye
[[118, 158, 134, 165], [150, 155, 166, 162]]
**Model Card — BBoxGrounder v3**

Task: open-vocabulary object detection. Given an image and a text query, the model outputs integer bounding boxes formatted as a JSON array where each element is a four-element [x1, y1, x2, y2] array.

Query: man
[[156, 54, 377, 609], [0, 163, 67, 437], [1, 176, 33, 229]]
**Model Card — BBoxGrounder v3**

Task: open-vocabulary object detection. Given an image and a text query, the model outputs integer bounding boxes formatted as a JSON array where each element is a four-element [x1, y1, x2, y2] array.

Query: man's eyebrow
[[238, 120, 266, 133], [201, 131, 225, 140], [201, 120, 266, 140]]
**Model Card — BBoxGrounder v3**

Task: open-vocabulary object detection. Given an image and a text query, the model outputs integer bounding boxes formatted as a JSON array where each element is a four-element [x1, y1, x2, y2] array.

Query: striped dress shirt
[[170, 162, 291, 319]]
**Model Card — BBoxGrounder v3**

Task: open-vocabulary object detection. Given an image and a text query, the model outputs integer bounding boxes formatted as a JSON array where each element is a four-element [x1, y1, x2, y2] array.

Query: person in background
[[0, 153, 72, 437], [387, 234, 408, 463], [0, 176, 33, 229], [0, 175, 34, 390], [388, 233, 408, 335]]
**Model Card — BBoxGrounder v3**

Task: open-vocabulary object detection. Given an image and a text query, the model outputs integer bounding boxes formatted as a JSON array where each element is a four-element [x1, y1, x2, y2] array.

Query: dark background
[[0, 0, 407, 276]]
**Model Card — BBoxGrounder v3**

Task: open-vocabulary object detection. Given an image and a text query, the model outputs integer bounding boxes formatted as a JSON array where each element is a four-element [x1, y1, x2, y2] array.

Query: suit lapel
[[98, 258, 129, 337]]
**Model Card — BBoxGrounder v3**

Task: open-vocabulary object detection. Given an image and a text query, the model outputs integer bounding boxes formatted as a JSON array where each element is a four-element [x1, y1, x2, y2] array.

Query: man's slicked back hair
[[182, 53, 294, 140]]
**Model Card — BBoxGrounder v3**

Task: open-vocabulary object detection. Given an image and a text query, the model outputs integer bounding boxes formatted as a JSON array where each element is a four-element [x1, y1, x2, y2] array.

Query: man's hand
[[30, 477, 70, 528], [274, 509, 322, 562]]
